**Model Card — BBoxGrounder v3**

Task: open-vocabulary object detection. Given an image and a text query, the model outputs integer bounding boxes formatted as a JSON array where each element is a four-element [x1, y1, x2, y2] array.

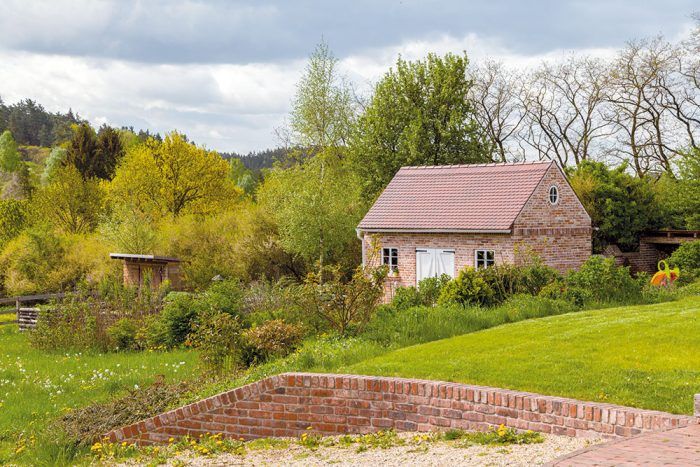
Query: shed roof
[[358, 161, 554, 232], [109, 253, 182, 263]]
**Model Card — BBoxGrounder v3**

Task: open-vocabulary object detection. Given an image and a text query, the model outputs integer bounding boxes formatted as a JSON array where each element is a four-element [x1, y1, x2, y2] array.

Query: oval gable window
[[549, 186, 559, 205]]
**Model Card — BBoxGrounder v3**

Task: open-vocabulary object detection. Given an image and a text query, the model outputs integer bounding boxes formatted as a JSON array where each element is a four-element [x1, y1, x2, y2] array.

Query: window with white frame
[[549, 185, 559, 205], [474, 249, 495, 269], [382, 247, 398, 271]]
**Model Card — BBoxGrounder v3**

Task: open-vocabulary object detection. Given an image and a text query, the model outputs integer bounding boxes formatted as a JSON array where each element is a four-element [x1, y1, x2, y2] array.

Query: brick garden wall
[[105, 373, 696, 446]]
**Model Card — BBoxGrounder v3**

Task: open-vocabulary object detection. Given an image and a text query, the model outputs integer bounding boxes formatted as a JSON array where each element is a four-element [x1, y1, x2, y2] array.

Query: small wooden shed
[[110, 253, 183, 290]]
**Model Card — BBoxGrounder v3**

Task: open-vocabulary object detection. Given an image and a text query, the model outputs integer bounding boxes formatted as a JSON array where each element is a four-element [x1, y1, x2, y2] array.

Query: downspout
[[356, 228, 365, 267]]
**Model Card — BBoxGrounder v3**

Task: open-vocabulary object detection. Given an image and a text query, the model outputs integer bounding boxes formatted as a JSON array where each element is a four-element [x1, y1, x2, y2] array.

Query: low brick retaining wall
[[106, 373, 697, 445]]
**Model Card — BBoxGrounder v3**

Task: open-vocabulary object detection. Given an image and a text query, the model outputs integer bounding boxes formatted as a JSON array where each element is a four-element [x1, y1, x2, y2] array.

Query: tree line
[[470, 28, 700, 176], [0, 18, 698, 296]]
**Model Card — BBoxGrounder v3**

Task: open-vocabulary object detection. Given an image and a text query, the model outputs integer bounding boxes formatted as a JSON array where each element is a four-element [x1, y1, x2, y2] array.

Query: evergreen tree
[[96, 125, 124, 179]]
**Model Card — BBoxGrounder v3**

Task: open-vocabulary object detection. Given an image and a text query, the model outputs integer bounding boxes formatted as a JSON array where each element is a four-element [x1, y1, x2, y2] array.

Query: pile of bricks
[[105, 373, 697, 445]]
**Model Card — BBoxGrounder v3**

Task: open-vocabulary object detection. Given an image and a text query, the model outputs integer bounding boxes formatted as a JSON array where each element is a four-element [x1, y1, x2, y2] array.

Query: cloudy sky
[[1, 0, 697, 153]]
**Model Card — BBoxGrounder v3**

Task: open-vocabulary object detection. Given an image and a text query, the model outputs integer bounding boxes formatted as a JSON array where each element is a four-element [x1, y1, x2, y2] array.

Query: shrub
[[107, 318, 139, 351], [538, 282, 591, 308], [668, 240, 700, 280], [204, 278, 244, 316], [156, 292, 206, 348], [136, 315, 170, 350], [519, 260, 561, 295], [243, 319, 305, 364], [416, 274, 452, 305], [564, 256, 641, 304], [391, 286, 422, 311], [190, 312, 244, 374], [391, 275, 451, 311], [298, 265, 386, 335], [30, 301, 100, 351], [438, 267, 495, 307]]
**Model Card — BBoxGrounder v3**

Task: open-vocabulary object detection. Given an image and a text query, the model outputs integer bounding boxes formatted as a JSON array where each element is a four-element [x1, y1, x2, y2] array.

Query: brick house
[[357, 161, 592, 301]]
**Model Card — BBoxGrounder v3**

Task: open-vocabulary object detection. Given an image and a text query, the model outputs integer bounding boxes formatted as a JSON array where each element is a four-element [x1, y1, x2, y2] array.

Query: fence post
[[695, 394, 700, 419]]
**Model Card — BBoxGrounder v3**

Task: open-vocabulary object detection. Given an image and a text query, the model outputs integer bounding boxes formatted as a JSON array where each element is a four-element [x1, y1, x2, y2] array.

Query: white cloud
[[0, 32, 642, 153]]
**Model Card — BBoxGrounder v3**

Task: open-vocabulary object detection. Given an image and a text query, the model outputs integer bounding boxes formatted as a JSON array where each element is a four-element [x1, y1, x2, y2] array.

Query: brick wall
[[362, 164, 592, 299], [105, 373, 696, 446], [604, 242, 664, 274]]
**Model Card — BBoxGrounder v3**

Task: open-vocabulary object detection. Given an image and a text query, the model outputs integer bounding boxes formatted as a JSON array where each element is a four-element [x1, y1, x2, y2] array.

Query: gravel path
[[164, 433, 604, 467]]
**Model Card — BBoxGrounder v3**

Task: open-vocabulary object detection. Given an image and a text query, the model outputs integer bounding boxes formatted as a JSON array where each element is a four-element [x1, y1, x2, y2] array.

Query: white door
[[415, 249, 455, 285]]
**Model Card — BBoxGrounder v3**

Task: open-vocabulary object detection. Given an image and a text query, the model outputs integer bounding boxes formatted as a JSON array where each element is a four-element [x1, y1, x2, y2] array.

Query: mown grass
[[0, 326, 199, 464], [348, 295, 700, 415]]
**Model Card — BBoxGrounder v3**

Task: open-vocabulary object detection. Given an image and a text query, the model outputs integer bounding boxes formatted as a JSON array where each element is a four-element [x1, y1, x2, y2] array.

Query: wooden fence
[[0, 293, 64, 329]]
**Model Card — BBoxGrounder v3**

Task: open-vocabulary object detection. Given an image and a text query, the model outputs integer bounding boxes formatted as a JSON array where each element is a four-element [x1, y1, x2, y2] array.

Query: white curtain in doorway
[[416, 249, 455, 284]]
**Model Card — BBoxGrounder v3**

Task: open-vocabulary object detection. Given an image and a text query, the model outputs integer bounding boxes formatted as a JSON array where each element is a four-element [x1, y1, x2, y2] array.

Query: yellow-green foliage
[[32, 165, 106, 234], [0, 229, 116, 295], [157, 210, 245, 289], [110, 132, 240, 219]]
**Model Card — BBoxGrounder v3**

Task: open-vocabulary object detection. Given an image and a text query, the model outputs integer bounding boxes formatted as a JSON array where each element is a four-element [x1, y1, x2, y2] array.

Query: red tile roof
[[358, 161, 553, 232]]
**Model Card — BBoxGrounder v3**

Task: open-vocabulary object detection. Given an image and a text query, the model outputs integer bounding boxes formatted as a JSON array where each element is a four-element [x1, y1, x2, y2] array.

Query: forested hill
[[221, 147, 289, 171], [0, 98, 83, 147]]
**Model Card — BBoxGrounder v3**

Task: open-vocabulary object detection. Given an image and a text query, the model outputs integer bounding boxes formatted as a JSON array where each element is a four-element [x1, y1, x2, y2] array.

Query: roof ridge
[[400, 161, 552, 170]]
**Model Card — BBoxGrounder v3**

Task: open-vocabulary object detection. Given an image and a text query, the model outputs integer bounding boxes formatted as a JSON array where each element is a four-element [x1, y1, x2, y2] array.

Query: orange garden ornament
[[650, 260, 679, 287]]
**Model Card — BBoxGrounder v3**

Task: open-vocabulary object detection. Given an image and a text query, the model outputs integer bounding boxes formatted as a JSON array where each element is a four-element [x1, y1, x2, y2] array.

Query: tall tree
[[0, 130, 21, 172], [32, 165, 104, 234], [267, 41, 359, 274], [290, 41, 355, 151], [258, 151, 362, 272], [522, 56, 611, 167], [470, 60, 527, 162], [606, 38, 681, 176], [96, 125, 125, 179], [351, 52, 491, 202], [109, 132, 239, 219], [66, 123, 99, 179]]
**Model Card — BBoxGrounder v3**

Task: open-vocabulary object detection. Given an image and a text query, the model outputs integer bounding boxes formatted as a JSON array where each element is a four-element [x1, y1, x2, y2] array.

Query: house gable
[[513, 162, 592, 232]]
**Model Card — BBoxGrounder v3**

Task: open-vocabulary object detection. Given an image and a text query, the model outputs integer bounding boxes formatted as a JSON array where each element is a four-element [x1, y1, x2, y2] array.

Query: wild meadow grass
[[0, 306, 15, 324], [0, 326, 198, 464]]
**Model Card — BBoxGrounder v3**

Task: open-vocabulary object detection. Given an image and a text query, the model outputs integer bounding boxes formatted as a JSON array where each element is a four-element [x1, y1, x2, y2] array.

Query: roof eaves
[[358, 228, 512, 234]]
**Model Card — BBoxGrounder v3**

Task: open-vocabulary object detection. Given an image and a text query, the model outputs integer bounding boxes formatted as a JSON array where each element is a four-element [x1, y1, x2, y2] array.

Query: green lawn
[[0, 326, 199, 461], [347, 296, 700, 415]]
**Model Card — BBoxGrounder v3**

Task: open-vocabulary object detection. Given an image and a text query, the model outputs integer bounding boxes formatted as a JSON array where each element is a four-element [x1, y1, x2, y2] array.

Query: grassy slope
[[0, 326, 198, 459], [348, 296, 700, 415]]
